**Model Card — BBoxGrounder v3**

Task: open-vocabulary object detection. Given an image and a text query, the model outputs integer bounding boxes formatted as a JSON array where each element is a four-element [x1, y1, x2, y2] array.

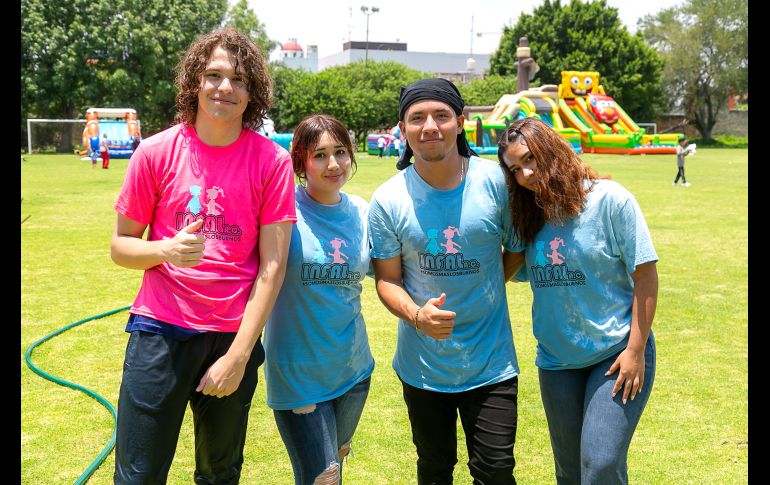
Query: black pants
[[401, 376, 518, 485], [114, 330, 264, 485], [674, 166, 686, 183]]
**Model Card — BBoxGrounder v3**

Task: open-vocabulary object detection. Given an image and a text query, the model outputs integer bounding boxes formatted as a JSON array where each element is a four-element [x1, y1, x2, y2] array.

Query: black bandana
[[396, 78, 477, 170]]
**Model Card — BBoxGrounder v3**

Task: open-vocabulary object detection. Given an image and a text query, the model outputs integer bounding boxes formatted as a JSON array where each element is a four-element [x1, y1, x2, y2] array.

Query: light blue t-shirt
[[263, 185, 375, 410], [514, 179, 658, 370], [368, 156, 519, 392]]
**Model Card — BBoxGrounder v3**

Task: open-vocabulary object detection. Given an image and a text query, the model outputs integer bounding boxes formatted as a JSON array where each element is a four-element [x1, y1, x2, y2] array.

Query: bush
[[689, 135, 748, 148]]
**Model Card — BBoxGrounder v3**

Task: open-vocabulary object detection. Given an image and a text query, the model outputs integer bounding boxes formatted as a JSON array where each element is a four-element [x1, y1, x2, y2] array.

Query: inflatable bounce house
[[464, 70, 682, 155], [251, 116, 295, 152], [79, 108, 142, 158], [366, 125, 401, 156], [269, 132, 293, 151]]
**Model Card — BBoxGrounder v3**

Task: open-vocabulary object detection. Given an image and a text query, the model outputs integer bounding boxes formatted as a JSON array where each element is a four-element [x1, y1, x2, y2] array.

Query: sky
[[245, 0, 685, 61]]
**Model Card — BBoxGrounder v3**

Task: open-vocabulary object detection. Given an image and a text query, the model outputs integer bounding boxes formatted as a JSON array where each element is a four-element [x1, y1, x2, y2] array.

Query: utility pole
[[361, 5, 379, 64]]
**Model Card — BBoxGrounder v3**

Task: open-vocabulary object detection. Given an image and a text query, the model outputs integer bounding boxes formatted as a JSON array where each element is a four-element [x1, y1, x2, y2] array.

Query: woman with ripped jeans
[[263, 114, 375, 484]]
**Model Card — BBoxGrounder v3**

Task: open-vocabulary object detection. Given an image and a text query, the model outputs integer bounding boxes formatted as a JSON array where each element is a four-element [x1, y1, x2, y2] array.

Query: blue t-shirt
[[263, 185, 375, 410], [368, 156, 519, 392], [514, 179, 658, 370]]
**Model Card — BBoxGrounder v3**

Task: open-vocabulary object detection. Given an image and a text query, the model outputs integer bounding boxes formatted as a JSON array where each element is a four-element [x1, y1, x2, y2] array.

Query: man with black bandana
[[368, 77, 521, 484]]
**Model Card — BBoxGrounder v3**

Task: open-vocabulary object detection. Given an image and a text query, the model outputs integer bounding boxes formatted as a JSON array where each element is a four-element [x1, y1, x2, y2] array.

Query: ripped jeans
[[273, 377, 371, 485]]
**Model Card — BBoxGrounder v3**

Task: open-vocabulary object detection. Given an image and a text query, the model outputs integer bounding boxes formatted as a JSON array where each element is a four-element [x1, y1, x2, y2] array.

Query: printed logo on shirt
[[175, 184, 243, 241], [301, 236, 361, 286], [530, 237, 586, 288], [418, 225, 480, 276]]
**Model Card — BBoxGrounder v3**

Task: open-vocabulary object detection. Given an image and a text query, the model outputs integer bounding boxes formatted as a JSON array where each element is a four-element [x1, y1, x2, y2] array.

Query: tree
[[224, 0, 279, 57], [458, 75, 521, 106], [489, 0, 664, 122], [22, 0, 227, 151], [269, 63, 314, 132], [269, 61, 425, 145], [22, 0, 110, 151], [639, 0, 747, 141], [269, 64, 317, 132]]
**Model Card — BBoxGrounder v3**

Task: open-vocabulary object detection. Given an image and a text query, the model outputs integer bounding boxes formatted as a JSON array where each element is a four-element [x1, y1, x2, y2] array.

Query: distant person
[[99, 133, 110, 169], [673, 137, 692, 187], [377, 135, 386, 158], [264, 114, 375, 484], [368, 78, 521, 484], [393, 137, 401, 157], [89, 136, 100, 168], [89, 145, 98, 168], [131, 137, 140, 153], [498, 117, 658, 485], [110, 27, 296, 484]]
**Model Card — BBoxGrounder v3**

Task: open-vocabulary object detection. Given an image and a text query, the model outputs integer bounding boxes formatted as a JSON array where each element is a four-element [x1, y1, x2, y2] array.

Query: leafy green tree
[[639, 0, 747, 141], [269, 60, 424, 145], [22, 0, 227, 151], [22, 0, 108, 151], [324, 61, 425, 142], [269, 64, 316, 132], [224, 0, 279, 57], [269, 63, 313, 132], [489, 0, 664, 122], [458, 75, 520, 106]]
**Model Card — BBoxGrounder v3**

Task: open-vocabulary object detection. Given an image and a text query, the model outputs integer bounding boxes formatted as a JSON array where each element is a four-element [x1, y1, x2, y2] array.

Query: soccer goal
[[26, 118, 87, 155]]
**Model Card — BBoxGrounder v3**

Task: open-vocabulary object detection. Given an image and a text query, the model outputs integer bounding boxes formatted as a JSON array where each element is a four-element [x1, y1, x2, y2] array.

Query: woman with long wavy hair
[[498, 117, 659, 485]]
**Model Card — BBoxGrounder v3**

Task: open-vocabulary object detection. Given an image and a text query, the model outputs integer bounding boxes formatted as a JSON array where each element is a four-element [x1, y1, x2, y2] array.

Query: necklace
[[460, 157, 466, 183]]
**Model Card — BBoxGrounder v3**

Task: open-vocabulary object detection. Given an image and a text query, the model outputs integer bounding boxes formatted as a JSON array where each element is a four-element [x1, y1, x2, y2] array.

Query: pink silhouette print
[[547, 237, 566, 264], [328, 238, 349, 264], [440, 226, 462, 254], [205, 186, 225, 215]]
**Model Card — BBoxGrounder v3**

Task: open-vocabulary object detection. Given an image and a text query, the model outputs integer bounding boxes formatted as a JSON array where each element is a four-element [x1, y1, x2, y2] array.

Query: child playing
[[674, 137, 694, 187]]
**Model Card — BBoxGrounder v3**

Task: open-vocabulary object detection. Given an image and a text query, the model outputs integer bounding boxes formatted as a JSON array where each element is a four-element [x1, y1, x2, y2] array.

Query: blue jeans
[[273, 377, 371, 485], [538, 334, 656, 485]]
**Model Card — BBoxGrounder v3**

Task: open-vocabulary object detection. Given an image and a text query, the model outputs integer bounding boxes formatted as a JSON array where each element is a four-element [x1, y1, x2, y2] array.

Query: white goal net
[[26, 119, 87, 155]]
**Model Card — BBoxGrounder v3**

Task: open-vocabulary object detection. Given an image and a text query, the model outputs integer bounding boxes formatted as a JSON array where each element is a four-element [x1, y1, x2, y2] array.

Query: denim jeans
[[538, 334, 656, 485], [273, 376, 371, 485], [114, 330, 264, 485], [400, 376, 518, 485]]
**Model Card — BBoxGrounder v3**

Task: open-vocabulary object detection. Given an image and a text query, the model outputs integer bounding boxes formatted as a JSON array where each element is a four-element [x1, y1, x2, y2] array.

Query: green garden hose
[[24, 305, 131, 485]]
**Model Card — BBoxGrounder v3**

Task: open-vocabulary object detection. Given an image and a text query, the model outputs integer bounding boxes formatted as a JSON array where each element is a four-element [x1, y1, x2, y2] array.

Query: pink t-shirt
[[114, 124, 296, 332]]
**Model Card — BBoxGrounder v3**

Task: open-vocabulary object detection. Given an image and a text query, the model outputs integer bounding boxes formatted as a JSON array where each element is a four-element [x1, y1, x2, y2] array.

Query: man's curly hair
[[174, 27, 273, 129]]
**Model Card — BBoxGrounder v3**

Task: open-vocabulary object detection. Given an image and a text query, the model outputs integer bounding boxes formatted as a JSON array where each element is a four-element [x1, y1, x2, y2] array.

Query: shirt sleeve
[[367, 193, 401, 260], [496, 166, 522, 253], [500, 200, 518, 253], [503, 220, 527, 253], [113, 147, 158, 225], [259, 152, 297, 226], [512, 264, 529, 282], [610, 189, 658, 273]]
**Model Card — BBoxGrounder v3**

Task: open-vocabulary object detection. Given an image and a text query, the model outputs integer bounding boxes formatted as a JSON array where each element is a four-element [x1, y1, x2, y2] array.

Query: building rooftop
[[281, 39, 303, 52]]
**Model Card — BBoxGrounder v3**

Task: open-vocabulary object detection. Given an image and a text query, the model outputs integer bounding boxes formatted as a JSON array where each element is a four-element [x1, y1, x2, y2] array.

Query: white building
[[275, 40, 490, 81], [279, 38, 320, 73]]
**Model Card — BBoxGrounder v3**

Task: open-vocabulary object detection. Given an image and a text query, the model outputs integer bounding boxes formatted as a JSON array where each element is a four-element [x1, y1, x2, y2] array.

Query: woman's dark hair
[[497, 117, 607, 243], [174, 27, 273, 129], [290, 114, 357, 185]]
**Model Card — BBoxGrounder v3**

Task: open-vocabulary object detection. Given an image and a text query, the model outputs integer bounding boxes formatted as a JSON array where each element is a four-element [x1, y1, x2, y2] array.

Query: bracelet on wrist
[[414, 306, 422, 335]]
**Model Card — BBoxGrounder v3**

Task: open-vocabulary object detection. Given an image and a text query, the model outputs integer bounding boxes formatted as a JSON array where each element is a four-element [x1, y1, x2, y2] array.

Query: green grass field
[[21, 147, 747, 484]]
